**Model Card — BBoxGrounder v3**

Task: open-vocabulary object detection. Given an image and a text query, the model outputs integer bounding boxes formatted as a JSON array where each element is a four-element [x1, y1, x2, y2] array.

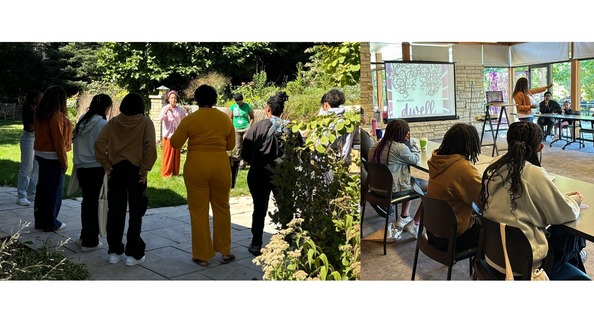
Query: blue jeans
[[34, 156, 64, 231], [16, 131, 38, 199], [519, 116, 534, 122]]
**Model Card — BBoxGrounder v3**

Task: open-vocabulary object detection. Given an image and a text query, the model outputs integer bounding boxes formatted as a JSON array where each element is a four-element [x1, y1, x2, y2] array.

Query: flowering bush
[[253, 111, 361, 280]]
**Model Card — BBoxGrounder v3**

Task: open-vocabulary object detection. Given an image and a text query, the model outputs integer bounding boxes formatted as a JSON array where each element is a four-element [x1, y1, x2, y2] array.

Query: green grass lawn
[[0, 120, 250, 208]]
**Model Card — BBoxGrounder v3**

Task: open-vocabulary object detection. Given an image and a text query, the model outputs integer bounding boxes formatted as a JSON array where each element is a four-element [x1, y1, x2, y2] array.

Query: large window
[[579, 59, 594, 112], [551, 62, 571, 102], [484, 67, 509, 101]]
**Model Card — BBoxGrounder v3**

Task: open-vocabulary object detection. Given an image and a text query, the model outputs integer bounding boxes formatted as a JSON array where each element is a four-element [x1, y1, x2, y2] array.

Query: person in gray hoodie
[[73, 94, 112, 252]]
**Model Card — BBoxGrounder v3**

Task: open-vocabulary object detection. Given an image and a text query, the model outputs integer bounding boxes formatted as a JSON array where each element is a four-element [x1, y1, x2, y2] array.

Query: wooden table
[[551, 174, 594, 242]]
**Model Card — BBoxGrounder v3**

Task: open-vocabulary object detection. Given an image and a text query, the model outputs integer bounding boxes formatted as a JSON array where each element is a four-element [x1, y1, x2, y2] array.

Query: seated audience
[[427, 123, 482, 250], [368, 119, 427, 240], [478, 121, 588, 280]]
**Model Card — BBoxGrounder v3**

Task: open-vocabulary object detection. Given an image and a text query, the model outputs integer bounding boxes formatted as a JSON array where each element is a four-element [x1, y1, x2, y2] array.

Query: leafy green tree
[[97, 42, 213, 95], [0, 43, 45, 100], [304, 42, 361, 88]]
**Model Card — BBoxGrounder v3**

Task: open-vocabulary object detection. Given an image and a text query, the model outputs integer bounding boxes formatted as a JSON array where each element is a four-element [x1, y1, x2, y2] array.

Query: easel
[[479, 103, 514, 157]]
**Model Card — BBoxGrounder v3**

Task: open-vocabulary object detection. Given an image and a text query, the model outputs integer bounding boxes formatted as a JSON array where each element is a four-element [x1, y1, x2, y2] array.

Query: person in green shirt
[[230, 93, 254, 169]]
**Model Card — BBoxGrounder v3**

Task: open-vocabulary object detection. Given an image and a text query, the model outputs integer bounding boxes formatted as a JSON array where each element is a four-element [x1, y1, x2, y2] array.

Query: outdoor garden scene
[[0, 42, 361, 280]]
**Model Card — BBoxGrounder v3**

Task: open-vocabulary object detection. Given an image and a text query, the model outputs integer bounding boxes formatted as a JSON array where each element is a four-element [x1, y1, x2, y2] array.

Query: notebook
[[486, 91, 504, 103]]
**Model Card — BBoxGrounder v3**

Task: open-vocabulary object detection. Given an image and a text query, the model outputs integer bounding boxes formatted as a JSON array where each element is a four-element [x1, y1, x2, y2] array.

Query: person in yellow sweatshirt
[[94, 93, 157, 267], [427, 123, 482, 250], [171, 85, 236, 266]]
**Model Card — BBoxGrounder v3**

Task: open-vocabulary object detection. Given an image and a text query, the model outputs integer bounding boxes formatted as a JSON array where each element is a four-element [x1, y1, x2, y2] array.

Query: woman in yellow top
[[512, 77, 552, 122], [171, 85, 236, 266]]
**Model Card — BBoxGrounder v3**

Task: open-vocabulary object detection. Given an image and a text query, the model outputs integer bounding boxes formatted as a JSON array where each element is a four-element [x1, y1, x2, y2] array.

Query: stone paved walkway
[[0, 186, 277, 280]]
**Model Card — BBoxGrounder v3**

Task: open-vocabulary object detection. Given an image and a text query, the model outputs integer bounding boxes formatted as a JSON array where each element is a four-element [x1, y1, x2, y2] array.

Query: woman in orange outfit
[[170, 85, 236, 266], [159, 90, 187, 177]]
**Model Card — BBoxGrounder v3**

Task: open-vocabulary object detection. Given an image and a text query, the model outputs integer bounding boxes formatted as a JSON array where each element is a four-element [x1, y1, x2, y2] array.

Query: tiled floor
[[0, 186, 277, 280]]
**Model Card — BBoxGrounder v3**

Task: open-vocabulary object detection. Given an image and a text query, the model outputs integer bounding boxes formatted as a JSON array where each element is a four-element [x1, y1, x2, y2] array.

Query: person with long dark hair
[[241, 91, 296, 256], [33, 86, 72, 232], [479, 121, 587, 279], [171, 85, 236, 266], [73, 94, 112, 251], [94, 93, 157, 266], [512, 77, 552, 122], [16, 89, 42, 206], [368, 119, 427, 240], [427, 123, 482, 250]]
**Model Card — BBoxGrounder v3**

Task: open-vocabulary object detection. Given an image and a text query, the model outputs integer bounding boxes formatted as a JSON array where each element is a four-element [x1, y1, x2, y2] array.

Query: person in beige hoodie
[[427, 123, 482, 250], [94, 93, 157, 267]]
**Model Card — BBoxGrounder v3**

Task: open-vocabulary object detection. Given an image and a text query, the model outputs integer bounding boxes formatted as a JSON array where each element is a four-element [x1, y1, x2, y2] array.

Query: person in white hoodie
[[478, 121, 588, 279], [73, 94, 112, 252]]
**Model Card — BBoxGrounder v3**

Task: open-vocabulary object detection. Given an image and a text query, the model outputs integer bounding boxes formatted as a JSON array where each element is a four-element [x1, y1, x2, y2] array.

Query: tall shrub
[[254, 111, 361, 280]]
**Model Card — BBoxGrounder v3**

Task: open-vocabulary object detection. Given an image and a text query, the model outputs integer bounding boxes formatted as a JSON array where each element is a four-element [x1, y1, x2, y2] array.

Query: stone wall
[[360, 42, 373, 125], [149, 93, 167, 143]]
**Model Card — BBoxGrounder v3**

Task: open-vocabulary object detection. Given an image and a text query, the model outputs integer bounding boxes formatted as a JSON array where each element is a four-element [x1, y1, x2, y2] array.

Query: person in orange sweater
[[33, 86, 72, 232], [94, 93, 157, 266], [512, 77, 552, 122], [427, 123, 482, 250]]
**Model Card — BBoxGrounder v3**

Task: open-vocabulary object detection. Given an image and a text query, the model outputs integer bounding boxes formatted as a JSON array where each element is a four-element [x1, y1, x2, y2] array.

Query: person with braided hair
[[479, 121, 589, 279], [368, 119, 427, 240], [427, 123, 482, 250]]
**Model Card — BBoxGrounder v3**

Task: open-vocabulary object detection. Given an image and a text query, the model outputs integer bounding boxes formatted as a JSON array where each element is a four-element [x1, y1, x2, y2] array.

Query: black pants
[[106, 160, 147, 260], [537, 116, 555, 137], [428, 220, 481, 251], [77, 167, 104, 247], [34, 156, 64, 231], [247, 166, 276, 246]]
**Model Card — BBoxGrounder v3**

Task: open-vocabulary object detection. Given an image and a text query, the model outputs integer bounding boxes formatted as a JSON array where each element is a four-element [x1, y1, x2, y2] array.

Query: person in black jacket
[[241, 91, 295, 256], [537, 91, 561, 141]]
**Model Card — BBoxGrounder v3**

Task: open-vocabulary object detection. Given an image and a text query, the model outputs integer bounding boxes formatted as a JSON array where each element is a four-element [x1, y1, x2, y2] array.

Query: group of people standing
[[18, 86, 158, 266], [16, 83, 310, 268]]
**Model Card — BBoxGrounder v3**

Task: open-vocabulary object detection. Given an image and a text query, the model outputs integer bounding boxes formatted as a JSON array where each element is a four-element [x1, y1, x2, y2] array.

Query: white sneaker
[[108, 253, 127, 264], [126, 256, 146, 266], [16, 198, 30, 206], [56, 222, 67, 231], [386, 222, 402, 241], [395, 215, 414, 229], [81, 241, 103, 252], [403, 221, 419, 239]]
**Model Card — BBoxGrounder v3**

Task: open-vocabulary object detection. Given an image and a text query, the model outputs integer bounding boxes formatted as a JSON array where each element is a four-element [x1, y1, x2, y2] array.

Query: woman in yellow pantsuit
[[170, 85, 236, 266]]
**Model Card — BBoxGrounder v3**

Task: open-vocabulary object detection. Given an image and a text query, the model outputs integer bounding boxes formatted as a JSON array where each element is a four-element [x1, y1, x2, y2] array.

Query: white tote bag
[[67, 166, 80, 196], [98, 173, 109, 237]]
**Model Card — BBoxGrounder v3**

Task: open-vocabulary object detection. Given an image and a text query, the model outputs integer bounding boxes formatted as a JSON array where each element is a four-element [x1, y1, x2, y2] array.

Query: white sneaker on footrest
[[403, 221, 419, 239]]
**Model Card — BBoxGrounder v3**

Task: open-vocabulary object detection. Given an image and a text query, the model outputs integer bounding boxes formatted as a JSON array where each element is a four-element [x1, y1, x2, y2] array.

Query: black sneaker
[[248, 243, 262, 256]]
